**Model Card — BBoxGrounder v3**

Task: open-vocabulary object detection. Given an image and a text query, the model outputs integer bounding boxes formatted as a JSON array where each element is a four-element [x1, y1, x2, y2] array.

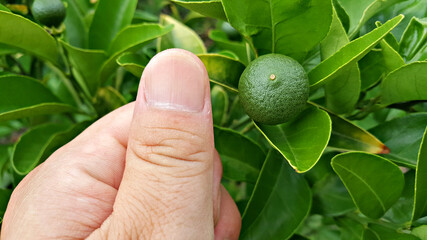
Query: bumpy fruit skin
[[31, 0, 66, 27], [238, 54, 309, 125]]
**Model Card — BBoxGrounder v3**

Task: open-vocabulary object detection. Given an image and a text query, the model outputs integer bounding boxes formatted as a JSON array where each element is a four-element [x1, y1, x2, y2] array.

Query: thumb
[[98, 49, 215, 239]]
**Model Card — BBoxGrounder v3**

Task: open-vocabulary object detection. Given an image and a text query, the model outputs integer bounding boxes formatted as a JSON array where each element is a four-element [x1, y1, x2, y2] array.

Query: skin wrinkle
[[122, 165, 200, 213], [113, 154, 212, 238], [4, 138, 124, 239], [105, 192, 157, 240], [133, 143, 205, 164], [144, 125, 205, 142], [132, 123, 207, 150], [64, 140, 126, 190], [80, 162, 122, 191], [127, 146, 212, 181], [127, 120, 212, 177], [53, 167, 116, 214], [124, 200, 151, 238], [66, 172, 116, 210], [47, 171, 115, 232], [100, 107, 213, 238]]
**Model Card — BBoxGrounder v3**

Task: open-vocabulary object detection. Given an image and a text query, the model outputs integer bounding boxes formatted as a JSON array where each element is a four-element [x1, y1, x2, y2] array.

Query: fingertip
[[136, 49, 211, 114]]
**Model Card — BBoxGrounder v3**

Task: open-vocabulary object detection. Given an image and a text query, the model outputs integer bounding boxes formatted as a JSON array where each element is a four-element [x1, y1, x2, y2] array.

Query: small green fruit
[[31, 0, 66, 27], [238, 54, 309, 125]]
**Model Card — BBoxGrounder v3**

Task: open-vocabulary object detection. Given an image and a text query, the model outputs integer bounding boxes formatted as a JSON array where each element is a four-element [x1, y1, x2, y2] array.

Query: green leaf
[[0, 188, 12, 218], [0, 144, 10, 171], [320, 6, 349, 62], [46, 70, 79, 107], [222, 0, 332, 61], [198, 54, 244, 92], [332, 152, 405, 219], [255, 106, 331, 173], [379, 39, 405, 70], [72, 0, 90, 14], [100, 23, 173, 82], [384, 171, 415, 224], [381, 62, 427, 106], [309, 225, 342, 240], [133, 9, 159, 23], [312, 174, 356, 216], [290, 235, 310, 240], [399, 17, 427, 62], [328, 112, 388, 154], [359, 50, 388, 90], [337, 218, 365, 240], [171, 0, 227, 21], [108, 24, 172, 56], [116, 52, 147, 77], [387, 0, 427, 40], [158, 14, 206, 54], [368, 224, 420, 239], [412, 225, 427, 239], [93, 86, 127, 117], [369, 23, 404, 67], [61, 40, 107, 96], [308, 14, 404, 88], [215, 50, 239, 59], [321, 8, 361, 114], [0, 75, 76, 122], [363, 229, 380, 240], [333, 0, 350, 32], [88, 0, 138, 50], [64, 0, 88, 48], [0, 43, 17, 55], [337, 0, 405, 37], [304, 151, 336, 184], [208, 30, 249, 65], [370, 113, 427, 168], [211, 85, 229, 126], [325, 63, 361, 114], [225, 96, 249, 129], [0, 146, 13, 190], [358, 37, 404, 91], [0, 11, 59, 64], [241, 150, 312, 239], [383, 32, 400, 52], [11, 123, 71, 175], [214, 126, 265, 183], [412, 127, 427, 221], [0, 3, 10, 12]]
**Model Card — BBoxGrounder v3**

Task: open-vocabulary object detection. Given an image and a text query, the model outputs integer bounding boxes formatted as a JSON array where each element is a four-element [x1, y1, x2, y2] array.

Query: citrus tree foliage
[[0, 0, 427, 238]]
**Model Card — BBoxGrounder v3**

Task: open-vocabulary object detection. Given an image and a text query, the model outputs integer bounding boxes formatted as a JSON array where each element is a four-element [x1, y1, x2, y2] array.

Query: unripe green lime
[[31, 0, 66, 27], [238, 54, 309, 125]]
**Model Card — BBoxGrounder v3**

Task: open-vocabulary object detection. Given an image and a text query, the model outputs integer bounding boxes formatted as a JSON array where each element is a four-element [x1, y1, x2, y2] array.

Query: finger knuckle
[[129, 124, 212, 169]]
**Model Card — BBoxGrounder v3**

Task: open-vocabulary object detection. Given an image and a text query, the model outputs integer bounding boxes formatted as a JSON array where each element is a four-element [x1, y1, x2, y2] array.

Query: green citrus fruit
[[31, 0, 66, 27], [238, 54, 309, 125]]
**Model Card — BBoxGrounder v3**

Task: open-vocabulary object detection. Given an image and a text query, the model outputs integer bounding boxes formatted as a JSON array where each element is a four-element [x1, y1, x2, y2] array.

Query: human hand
[[1, 49, 241, 239]]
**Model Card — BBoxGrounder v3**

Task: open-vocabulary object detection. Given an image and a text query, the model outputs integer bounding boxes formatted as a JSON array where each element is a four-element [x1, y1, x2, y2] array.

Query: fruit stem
[[245, 42, 251, 64], [240, 122, 255, 134], [45, 62, 80, 104], [244, 36, 258, 61]]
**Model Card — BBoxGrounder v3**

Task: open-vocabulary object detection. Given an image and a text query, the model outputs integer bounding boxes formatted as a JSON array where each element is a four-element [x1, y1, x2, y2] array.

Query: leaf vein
[[335, 162, 386, 212]]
